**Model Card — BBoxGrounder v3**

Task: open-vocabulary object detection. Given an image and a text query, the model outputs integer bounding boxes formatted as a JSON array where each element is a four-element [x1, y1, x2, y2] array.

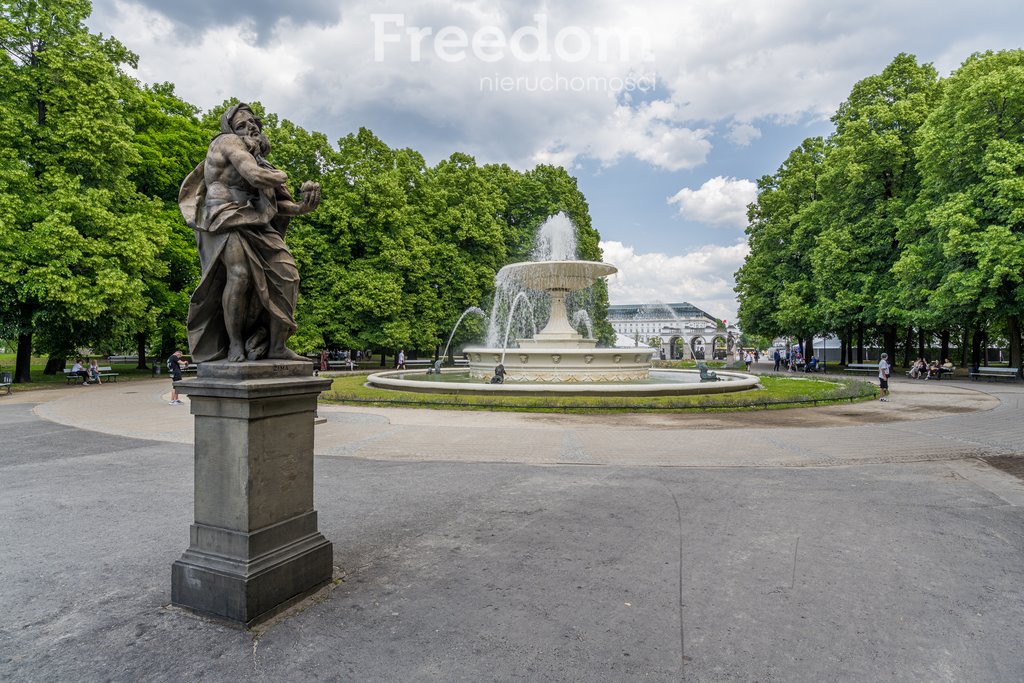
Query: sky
[[87, 0, 1023, 323]]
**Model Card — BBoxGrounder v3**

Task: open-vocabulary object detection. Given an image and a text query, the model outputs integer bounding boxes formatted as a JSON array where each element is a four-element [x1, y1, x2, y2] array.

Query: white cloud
[[725, 122, 761, 147], [533, 100, 711, 171], [601, 239, 749, 323], [88, 0, 1024, 172], [668, 176, 757, 228]]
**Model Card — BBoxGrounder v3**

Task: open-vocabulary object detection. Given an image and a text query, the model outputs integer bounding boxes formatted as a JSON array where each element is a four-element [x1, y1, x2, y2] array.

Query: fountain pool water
[[366, 213, 758, 396]]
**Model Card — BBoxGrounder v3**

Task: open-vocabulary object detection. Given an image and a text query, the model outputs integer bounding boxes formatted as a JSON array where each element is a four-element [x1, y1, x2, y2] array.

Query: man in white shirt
[[878, 353, 891, 402], [70, 359, 88, 384]]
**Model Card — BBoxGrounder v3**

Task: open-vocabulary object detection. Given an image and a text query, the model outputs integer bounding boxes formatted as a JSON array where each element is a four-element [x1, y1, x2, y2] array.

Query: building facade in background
[[607, 303, 738, 360]]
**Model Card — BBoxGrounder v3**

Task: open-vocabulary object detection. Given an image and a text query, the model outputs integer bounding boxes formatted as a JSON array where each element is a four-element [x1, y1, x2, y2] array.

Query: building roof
[[607, 303, 717, 321], [613, 333, 653, 348]]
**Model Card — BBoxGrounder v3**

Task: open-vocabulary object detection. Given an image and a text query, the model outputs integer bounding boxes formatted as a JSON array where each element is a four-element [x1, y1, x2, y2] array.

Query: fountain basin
[[365, 368, 760, 397], [463, 346, 656, 382]]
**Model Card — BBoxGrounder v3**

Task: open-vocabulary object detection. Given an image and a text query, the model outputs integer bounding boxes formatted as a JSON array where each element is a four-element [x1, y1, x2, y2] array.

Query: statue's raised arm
[[179, 102, 320, 363]]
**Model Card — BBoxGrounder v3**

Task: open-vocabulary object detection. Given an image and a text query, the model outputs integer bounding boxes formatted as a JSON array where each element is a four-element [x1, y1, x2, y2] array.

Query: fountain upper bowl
[[498, 260, 617, 292]]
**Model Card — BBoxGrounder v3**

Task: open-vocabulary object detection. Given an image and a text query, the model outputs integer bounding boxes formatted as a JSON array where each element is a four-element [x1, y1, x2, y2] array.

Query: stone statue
[[178, 103, 321, 362], [489, 363, 506, 384]]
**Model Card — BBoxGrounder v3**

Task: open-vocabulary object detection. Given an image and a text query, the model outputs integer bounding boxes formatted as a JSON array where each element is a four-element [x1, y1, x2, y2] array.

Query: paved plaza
[[2, 373, 1023, 681]]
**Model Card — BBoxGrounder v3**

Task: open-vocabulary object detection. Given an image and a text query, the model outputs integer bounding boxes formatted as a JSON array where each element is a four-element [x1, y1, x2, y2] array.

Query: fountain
[[465, 259, 654, 382], [366, 213, 758, 396]]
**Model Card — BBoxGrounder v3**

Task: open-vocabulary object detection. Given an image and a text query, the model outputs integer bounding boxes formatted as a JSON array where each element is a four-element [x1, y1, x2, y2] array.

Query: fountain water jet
[[440, 306, 486, 363], [500, 292, 538, 365], [572, 310, 593, 339]]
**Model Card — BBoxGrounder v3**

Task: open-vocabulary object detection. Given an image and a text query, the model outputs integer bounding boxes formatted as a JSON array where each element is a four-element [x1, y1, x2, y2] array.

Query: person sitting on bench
[[87, 358, 102, 385], [70, 359, 89, 384]]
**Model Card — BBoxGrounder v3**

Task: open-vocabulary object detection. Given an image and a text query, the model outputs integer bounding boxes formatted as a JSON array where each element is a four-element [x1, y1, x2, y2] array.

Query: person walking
[[773, 348, 781, 372], [167, 350, 186, 405], [397, 348, 407, 370], [878, 352, 891, 402]]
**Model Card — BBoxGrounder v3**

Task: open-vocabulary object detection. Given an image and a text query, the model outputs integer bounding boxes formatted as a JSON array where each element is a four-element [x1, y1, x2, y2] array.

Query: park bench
[[404, 359, 432, 369], [63, 366, 119, 384], [106, 355, 138, 364], [325, 360, 356, 371], [843, 363, 878, 374], [0, 372, 11, 395], [968, 366, 1019, 382]]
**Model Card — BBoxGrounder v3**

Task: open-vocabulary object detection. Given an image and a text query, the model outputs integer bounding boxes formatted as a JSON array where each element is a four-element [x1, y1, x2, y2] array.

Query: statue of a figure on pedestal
[[179, 102, 321, 362]]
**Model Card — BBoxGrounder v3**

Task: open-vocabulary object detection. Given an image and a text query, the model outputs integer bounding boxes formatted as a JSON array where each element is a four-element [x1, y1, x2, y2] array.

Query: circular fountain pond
[[366, 367, 759, 397]]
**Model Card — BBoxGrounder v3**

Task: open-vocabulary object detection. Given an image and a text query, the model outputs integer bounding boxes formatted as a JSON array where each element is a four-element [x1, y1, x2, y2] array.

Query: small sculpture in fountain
[[489, 364, 506, 384]]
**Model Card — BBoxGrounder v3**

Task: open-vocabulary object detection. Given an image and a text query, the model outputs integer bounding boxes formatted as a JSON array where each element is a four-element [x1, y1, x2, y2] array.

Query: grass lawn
[[0, 353, 157, 391], [322, 373, 877, 413]]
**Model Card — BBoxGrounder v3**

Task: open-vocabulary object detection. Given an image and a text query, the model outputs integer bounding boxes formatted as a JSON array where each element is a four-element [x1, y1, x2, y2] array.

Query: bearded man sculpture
[[179, 102, 321, 362]]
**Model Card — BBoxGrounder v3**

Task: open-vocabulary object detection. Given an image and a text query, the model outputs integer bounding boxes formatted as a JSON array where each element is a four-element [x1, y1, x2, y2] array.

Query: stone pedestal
[[171, 360, 333, 625]]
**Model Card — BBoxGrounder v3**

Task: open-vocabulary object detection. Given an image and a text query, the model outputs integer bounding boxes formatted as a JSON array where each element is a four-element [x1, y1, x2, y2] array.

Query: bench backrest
[[1, 372, 11, 384], [977, 367, 1018, 373]]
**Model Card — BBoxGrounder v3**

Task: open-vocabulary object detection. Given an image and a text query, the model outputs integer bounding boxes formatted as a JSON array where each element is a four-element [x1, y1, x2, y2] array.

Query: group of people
[[909, 357, 954, 380], [69, 358, 103, 385], [771, 348, 819, 373]]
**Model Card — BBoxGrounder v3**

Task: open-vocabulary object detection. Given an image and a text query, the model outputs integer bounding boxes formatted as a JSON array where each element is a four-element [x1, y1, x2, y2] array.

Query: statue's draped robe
[[178, 106, 299, 362]]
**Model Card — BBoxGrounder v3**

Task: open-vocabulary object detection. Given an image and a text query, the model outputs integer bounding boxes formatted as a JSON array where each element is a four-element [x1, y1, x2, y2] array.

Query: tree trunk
[[15, 333, 33, 383], [1008, 315, 1022, 378], [903, 326, 913, 367], [883, 325, 897, 363], [940, 330, 950, 363], [43, 355, 66, 375], [917, 328, 925, 359], [960, 329, 969, 367], [970, 325, 982, 372], [804, 335, 814, 360], [840, 335, 847, 366], [379, 352, 386, 367], [136, 332, 149, 369], [856, 322, 865, 363]]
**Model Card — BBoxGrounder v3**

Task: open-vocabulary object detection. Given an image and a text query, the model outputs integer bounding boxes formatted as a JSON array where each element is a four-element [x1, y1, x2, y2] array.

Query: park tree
[[735, 137, 826, 357], [122, 82, 207, 365], [813, 54, 939, 365], [897, 50, 1024, 374], [0, 0, 171, 381]]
